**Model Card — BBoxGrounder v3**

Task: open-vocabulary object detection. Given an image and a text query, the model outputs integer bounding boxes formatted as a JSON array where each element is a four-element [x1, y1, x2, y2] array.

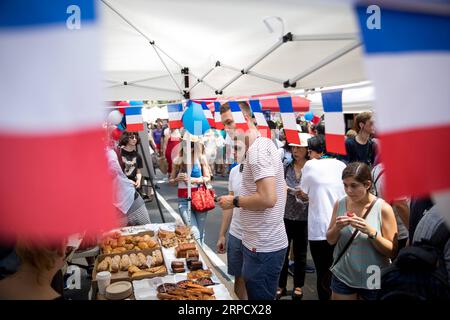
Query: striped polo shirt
[[239, 137, 288, 252]]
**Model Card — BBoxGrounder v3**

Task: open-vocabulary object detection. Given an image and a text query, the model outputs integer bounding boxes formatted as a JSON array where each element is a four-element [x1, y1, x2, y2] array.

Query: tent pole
[[186, 133, 192, 238], [216, 35, 288, 94], [242, 38, 284, 73], [127, 73, 182, 85], [286, 40, 362, 87], [188, 67, 215, 92], [137, 132, 166, 223]]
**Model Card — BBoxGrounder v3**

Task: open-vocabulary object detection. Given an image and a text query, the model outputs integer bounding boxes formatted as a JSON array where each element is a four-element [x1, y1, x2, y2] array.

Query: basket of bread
[[100, 231, 159, 255], [94, 248, 167, 282]]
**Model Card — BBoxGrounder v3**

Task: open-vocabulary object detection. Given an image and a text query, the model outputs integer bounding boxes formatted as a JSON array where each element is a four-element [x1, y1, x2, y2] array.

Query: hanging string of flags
[[249, 99, 270, 138], [277, 96, 302, 145], [125, 100, 144, 132], [200, 101, 215, 128], [321, 91, 346, 155], [214, 101, 224, 130], [167, 103, 184, 129]]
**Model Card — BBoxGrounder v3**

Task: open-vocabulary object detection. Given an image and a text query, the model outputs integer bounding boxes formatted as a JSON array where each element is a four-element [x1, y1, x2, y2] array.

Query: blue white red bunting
[[277, 96, 301, 145], [214, 102, 224, 130], [321, 91, 346, 155], [167, 103, 184, 129], [249, 99, 270, 138], [200, 101, 215, 128], [229, 101, 249, 131], [125, 106, 144, 132]]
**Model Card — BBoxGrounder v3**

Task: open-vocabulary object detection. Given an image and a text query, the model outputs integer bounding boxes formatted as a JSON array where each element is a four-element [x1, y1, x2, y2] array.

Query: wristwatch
[[368, 230, 378, 239], [233, 196, 240, 208]]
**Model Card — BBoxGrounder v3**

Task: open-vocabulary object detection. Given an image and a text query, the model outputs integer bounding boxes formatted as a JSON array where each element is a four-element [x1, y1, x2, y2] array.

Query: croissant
[[128, 265, 141, 276], [138, 241, 149, 250], [110, 259, 119, 273], [97, 258, 110, 272], [120, 255, 131, 271], [129, 253, 140, 267], [146, 238, 158, 248], [137, 253, 148, 268]]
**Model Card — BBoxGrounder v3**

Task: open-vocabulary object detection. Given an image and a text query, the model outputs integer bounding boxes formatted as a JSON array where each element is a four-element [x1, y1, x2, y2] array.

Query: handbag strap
[[331, 197, 378, 268]]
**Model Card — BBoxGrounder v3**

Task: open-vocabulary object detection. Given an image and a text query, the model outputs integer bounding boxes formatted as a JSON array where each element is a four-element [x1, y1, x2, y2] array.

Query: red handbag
[[191, 184, 215, 212]]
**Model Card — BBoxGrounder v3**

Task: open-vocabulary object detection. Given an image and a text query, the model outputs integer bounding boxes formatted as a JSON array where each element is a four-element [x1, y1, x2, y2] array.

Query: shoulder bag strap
[[331, 198, 378, 268]]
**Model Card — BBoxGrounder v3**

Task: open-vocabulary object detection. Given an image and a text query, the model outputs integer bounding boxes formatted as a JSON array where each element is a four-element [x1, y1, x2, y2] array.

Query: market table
[[92, 223, 237, 300]]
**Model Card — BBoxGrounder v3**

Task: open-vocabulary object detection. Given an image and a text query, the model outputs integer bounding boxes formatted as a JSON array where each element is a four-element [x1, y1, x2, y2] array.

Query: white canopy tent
[[306, 82, 375, 115], [100, 0, 367, 100]]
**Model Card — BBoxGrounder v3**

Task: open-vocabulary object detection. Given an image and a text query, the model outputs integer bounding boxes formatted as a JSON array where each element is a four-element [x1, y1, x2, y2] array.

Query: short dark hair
[[119, 131, 141, 146], [307, 134, 326, 154], [342, 162, 372, 185], [314, 120, 325, 135], [219, 101, 252, 117]]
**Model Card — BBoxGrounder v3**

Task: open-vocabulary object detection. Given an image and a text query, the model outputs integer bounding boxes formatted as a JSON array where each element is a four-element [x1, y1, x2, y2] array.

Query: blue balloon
[[304, 112, 314, 121], [129, 100, 144, 106], [182, 101, 210, 135]]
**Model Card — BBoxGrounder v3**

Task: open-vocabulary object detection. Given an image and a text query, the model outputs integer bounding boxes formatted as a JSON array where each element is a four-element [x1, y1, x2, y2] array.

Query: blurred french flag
[[355, 4, 450, 200], [277, 96, 301, 145], [249, 99, 271, 138], [0, 0, 117, 241], [167, 103, 184, 129]]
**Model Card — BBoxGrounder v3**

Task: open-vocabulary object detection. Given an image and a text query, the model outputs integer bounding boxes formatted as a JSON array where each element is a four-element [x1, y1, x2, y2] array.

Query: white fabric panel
[[364, 53, 450, 133], [0, 25, 103, 133]]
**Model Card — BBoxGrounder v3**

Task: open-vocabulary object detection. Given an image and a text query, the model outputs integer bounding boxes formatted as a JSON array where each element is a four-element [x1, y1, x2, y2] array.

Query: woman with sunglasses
[[169, 134, 211, 244], [277, 132, 311, 300], [118, 132, 143, 192]]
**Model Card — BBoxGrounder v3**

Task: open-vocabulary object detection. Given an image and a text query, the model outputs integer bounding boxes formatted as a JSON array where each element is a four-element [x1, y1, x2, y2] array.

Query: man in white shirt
[[216, 143, 246, 299], [218, 101, 288, 300], [300, 134, 346, 300]]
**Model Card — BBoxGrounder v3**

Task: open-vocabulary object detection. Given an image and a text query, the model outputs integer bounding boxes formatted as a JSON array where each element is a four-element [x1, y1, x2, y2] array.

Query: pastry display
[[195, 277, 215, 287], [176, 280, 197, 289], [175, 243, 197, 258], [100, 232, 159, 254], [188, 260, 203, 271], [158, 229, 177, 248], [128, 265, 167, 279], [187, 269, 213, 280], [157, 283, 178, 293], [171, 261, 185, 273], [96, 249, 164, 274], [157, 281, 215, 300]]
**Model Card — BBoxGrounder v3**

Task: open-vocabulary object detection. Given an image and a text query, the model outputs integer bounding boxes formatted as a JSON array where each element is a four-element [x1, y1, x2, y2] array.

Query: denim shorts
[[242, 246, 287, 300], [227, 233, 244, 277], [331, 274, 379, 300]]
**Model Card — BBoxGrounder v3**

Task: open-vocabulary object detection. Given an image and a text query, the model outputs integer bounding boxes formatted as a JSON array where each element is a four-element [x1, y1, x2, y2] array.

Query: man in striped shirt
[[218, 101, 288, 300]]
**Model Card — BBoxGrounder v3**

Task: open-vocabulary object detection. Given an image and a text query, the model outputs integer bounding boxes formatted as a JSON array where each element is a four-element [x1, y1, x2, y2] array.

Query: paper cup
[[97, 271, 111, 295]]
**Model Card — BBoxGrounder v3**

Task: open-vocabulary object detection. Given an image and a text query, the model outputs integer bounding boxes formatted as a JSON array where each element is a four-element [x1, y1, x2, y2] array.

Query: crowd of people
[[0, 106, 448, 301], [123, 106, 449, 301]]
